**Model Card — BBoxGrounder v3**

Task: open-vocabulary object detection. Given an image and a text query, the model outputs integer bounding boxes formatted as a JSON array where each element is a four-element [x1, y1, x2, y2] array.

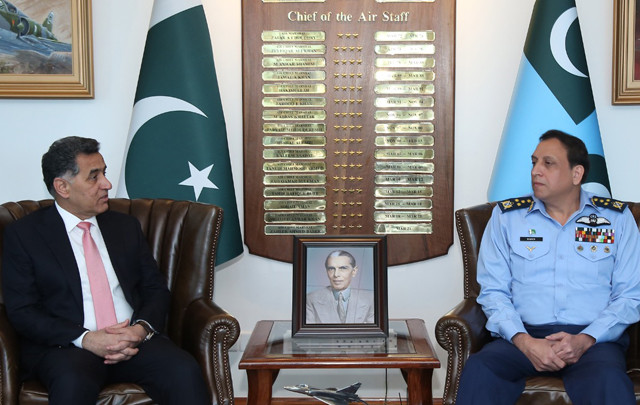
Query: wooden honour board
[[242, 0, 454, 266]]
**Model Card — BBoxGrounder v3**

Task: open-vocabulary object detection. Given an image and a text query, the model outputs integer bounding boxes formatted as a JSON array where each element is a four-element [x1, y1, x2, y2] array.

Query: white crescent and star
[[120, 95, 219, 201], [550, 7, 587, 78]]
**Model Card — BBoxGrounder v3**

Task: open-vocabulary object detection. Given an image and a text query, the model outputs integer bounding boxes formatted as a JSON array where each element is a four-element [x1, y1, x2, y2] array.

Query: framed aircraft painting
[[613, 0, 640, 104], [0, 0, 93, 98]]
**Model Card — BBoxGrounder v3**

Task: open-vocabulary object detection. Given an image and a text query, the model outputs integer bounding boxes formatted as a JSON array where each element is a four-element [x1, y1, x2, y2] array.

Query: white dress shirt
[[56, 203, 134, 346]]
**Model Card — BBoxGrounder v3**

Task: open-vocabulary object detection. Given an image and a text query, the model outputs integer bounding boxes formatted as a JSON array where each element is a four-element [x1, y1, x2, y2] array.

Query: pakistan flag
[[487, 0, 611, 201], [117, 0, 243, 265]]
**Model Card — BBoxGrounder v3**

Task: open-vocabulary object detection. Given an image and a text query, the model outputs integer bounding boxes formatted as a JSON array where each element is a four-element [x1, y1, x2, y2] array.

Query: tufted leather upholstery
[[0, 199, 240, 405], [435, 202, 640, 404]]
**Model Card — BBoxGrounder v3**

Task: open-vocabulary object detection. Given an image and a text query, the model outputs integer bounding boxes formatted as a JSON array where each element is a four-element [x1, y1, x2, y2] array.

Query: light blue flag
[[117, 0, 243, 265], [488, 0, 611, 202]]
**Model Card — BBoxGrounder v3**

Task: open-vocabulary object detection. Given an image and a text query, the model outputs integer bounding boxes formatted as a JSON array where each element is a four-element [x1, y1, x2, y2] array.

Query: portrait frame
[[612, 0, 640, 104], [0, 0, 94, 98], [292, 235, 388, 338]]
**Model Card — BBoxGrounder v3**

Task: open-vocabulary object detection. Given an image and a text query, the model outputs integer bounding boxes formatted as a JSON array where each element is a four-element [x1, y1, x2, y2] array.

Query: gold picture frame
[[613, 0, 640, 104], [0, 0, 93, 98]]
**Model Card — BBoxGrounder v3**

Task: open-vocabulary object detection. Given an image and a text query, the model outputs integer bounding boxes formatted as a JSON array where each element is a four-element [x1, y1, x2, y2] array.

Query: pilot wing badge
[[576, 213, 611, 227], [285, 382, 369, 405]]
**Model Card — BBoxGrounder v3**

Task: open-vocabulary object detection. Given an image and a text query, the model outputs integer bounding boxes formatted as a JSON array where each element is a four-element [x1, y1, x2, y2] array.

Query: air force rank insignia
[[499, 197, 533, 213], [591, 196, 627, 212]]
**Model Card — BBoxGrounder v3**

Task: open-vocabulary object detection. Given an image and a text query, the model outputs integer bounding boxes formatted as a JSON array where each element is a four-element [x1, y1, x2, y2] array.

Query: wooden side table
[[239, 319, 440, 405]]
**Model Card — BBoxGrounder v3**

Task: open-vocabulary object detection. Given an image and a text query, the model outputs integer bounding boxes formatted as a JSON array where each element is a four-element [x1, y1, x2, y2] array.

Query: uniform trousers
[[33, 334, 210, 405], [456, 325, 635, 405]]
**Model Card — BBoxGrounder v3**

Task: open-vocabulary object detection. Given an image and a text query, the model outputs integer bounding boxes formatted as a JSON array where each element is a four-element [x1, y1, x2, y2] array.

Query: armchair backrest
[[0, 198, 223, 346], [455, 202, 495, 299]]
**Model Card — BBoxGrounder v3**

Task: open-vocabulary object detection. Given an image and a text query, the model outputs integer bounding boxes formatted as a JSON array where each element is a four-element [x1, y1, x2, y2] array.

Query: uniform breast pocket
[[573, 243, 615, 284], [511, 242, 551, 283]]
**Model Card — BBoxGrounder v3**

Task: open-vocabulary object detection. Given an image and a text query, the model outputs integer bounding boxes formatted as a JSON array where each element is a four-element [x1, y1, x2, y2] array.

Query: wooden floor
[[234, 398, 443, 405]]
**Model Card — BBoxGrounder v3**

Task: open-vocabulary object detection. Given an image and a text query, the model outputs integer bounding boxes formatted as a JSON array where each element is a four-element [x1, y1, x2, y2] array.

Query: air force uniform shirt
[[477, 191, 640, 344]]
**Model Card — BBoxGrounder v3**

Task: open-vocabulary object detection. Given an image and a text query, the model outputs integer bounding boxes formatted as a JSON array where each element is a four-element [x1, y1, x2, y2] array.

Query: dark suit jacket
[[1, 204, 170, 376]]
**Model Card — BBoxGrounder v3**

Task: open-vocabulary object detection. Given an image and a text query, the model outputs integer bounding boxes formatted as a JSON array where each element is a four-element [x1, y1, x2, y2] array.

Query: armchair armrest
[[183, 298, 240, 405], [0, 304, 21, 405], [435, 298, 490, 405]]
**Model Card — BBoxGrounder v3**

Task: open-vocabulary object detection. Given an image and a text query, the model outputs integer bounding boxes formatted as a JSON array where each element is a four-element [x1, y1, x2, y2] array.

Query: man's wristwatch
[[133, 320, 156, 342]]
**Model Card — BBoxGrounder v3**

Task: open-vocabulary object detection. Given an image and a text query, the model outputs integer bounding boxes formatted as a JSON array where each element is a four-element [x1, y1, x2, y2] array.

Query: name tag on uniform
[[520, 237, 543, 242]]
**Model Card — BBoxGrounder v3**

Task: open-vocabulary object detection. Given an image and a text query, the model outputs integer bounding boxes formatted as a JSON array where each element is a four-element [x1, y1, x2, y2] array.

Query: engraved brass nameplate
[[375, 149, 435, 159], [264, 187, 326, 197], [375, 58, 435, 68], [374, 211, 433, 222], [263, 149, 326, 159], [262, 71, 326, 81], [375, 135, 434, 147], [262, 97, 326, 107], [375, 187, 434, 197], [374, 44, 435, 55], [261, 31, 326, 41], [262, 44, 326, 54], [264, 212, 326, 223], [375, 71, 435, 82], [263, 162, 326, 172], [263, 57, 326, 68], [263, 110, 327, 120], [375, 174, 434, 185], [375, 161, 435, 173], [264, 225, 326, 235], [263, 174, 327, 185], [374, 223, 433, 234], [375, 110, 434, 121], [375, 199, 433, 209], [263, 136, 326, 146], [262, 84, 326, 94], [374, 31, 436, 41], [264, 200, 326, 210], [375, 123, 434, 134], [375, 97, 434, 108], [374, 83, 435, 95], [263, 123, 326, 133]]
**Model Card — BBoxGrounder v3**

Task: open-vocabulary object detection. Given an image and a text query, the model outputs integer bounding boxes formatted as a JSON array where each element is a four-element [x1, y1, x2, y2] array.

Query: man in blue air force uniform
[[456, 130, 640, 404]]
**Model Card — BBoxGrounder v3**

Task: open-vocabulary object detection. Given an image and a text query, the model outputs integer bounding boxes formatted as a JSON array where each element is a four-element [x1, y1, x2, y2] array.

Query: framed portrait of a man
[[292, 236, 388, 338]]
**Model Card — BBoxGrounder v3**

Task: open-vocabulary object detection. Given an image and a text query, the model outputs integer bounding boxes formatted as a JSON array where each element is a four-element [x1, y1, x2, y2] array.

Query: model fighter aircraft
[[285, 382, 370, 405]]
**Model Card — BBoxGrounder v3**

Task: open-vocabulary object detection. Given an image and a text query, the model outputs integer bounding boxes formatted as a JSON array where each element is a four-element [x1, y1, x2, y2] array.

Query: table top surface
[[239, 318, 440, 370]]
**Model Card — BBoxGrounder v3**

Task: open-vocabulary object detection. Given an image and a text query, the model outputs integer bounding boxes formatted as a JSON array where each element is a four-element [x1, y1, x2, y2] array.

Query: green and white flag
[[117, 0, 243, 265], [487, 0, 611, 201]]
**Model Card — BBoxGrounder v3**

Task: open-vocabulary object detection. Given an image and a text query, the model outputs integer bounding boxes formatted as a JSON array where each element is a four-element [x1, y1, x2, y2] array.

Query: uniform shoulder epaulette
[[498, 196, 534, 213], [591, 196, 627, 212]]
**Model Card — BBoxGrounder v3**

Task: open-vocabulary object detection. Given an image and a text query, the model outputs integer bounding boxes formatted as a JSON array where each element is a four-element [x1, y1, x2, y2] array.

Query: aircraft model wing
[[337, 382, 362, 395]]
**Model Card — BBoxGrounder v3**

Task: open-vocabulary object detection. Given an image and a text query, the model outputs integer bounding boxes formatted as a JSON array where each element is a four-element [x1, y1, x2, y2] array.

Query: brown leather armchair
[[0, 198, 240, 405], [435, 202, 640, 405]]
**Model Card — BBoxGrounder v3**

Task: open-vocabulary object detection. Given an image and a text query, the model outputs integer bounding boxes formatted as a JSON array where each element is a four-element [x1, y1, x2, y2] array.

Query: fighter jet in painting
[[0, 0, 57, 41], [284, 382, 369, 405]]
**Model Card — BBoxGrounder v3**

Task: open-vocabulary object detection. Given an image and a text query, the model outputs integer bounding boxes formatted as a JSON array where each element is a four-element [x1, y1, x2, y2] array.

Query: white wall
[[1, 0, 639, 400]]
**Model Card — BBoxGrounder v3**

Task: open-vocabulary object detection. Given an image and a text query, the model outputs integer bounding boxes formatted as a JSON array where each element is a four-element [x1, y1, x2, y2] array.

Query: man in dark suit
[[2, 137, 209, 405]]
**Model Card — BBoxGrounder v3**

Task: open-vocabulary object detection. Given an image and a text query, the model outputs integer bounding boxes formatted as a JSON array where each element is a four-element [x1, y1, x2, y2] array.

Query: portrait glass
[[292, 236, 388, 338]]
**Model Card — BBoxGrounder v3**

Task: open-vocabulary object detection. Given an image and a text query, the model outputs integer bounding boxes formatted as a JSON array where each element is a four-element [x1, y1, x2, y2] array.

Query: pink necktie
[[77, 222, 117, 330]]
